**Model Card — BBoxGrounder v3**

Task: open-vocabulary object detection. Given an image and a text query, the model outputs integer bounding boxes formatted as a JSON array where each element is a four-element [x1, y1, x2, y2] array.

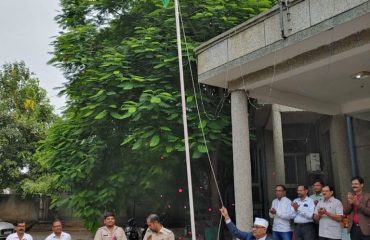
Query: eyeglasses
[[251, 225, 266, 229]]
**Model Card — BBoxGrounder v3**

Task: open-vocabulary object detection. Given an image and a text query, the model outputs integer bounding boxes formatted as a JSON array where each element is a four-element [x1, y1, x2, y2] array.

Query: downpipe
[[278, 0, 288, 39], [345, 115, 358, 177]]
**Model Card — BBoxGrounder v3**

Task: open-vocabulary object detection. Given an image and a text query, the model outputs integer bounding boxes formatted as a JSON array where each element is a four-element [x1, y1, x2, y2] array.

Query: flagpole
[[173, 0, 196, 239]]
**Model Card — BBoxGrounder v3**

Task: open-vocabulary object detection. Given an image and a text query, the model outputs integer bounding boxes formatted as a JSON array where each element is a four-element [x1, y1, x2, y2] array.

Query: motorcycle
[[124, 218, 140, 240]]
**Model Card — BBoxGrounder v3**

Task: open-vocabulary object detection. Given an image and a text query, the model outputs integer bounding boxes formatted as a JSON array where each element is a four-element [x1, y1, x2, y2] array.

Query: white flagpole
[[173, 0, 196, 239]]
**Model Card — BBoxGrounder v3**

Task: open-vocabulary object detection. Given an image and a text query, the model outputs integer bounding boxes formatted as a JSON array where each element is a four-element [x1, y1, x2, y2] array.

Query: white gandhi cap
[[254, 217, 269, 228]]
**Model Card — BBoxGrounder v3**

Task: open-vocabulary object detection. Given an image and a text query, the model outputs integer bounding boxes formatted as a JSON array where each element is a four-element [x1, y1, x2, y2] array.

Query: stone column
[[271, 104, 286, 184], [330, 115, 352, 201], [231, 90, 253, 230]]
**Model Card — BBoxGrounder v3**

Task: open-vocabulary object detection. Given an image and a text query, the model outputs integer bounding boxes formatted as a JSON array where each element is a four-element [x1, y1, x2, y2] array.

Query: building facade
[[196, 0, 370, 230]]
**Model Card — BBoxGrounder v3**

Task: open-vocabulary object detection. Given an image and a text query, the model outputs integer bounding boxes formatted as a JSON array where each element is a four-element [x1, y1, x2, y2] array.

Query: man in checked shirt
[[313, 185, 343, 240]]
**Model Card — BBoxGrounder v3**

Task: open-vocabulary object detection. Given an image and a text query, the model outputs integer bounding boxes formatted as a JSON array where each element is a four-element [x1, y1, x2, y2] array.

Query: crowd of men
[[6, 176, 369, 240], [220, 176, 370, 240], [6, 213, 174, 240]]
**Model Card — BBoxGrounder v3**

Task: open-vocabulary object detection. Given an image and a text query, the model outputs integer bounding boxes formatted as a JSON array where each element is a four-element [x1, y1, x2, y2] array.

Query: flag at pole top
[[162, 0, 170, 8]]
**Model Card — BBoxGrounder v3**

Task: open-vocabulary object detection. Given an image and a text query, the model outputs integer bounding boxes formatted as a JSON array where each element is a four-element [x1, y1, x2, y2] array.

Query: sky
[[0, 0, 66, 114]]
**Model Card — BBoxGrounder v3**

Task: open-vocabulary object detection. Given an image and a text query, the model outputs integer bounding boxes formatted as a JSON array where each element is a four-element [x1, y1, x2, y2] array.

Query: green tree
[[40, 0, 274, 230], [0, 61, 55, 191]]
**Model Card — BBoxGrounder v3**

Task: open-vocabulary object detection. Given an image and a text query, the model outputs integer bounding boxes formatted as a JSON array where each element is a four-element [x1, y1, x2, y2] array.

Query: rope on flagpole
[[178, 3, 225, 208], [177, 4, 225, 240]]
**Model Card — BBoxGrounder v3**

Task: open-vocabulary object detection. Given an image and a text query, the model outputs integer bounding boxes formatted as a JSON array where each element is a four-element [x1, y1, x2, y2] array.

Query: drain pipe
[[346, 115, 358, 177], [278, 0, 288, 39]]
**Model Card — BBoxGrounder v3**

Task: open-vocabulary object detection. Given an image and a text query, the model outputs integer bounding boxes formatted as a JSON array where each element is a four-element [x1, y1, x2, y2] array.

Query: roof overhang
[[195, 0, 370, 119]]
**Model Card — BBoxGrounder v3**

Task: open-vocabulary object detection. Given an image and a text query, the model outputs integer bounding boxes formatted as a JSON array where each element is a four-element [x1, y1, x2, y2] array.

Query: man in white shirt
[[6, 220, 33, 240], [291, 185, 315, 240], [269, 184, 293, 240], [45, 220, 71, 240]]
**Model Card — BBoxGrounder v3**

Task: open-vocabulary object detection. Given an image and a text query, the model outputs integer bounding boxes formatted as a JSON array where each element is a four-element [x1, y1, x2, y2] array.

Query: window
[[284, 139, 308, 199]]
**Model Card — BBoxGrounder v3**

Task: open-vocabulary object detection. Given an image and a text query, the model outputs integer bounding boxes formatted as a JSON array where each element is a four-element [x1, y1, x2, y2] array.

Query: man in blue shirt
[[291, 185, 315, 240], [220, 207, 272, 240]]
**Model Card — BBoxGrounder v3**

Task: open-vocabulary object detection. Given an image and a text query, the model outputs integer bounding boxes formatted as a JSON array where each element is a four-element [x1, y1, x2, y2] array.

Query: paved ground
[[29, 230, 93, 240], [29, 228, 190, 240]]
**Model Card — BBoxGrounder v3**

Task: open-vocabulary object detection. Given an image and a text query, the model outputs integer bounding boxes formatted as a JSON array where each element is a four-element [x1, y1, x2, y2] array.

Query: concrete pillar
[[231, 90, 253, 230], [271, 104, 286, 185], [330, 115, 352, 201]]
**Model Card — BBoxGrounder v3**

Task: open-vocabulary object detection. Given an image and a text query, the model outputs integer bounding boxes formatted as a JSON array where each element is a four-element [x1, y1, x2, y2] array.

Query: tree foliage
[[40, 0, 274, 230], [0, 62, 54, 191]]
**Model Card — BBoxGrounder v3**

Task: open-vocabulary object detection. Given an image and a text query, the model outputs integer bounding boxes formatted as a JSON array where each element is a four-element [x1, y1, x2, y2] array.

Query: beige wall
[[0, 195, 39, 222]]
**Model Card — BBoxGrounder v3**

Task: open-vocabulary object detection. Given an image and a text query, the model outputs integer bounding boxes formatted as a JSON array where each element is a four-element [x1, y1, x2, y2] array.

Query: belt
[[295, 222, 313, 226]]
